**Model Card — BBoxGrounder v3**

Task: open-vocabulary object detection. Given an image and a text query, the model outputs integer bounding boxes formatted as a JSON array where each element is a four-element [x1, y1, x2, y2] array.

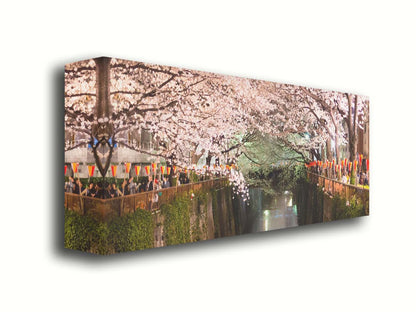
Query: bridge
[[65, 178, 228, 221]]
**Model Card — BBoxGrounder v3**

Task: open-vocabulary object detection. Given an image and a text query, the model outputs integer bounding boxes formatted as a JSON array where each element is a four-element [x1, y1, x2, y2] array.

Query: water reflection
[[248, 189, 298, 233]]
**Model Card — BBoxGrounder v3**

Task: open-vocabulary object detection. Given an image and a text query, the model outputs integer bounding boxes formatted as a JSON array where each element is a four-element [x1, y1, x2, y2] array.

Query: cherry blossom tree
[[65, 56, 368, 195]]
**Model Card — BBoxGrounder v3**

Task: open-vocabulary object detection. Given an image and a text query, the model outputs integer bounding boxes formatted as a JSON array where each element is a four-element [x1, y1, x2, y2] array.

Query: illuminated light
[[293, 205, 297, 215]]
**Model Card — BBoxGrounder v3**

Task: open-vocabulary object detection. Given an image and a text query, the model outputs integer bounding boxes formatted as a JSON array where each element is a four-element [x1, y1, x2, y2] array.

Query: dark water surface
[[245, 188, 299, 234]]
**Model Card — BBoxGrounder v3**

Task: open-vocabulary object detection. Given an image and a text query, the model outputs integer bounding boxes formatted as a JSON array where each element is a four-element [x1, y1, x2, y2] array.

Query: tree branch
[[65, 93, 96, 98], [65, 66, 95, 74]]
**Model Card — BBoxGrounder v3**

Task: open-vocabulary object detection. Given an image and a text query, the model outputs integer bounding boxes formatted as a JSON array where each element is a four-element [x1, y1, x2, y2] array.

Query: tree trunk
[[346, 93, 358, 162], [206, 152, 213, 166], [92, 57, 113, 178], [334, 129, 340, 164], [326, 139, 332, 161], [325, 139, 332, 178], [321, 145, 326, 162], [95, 57, 111, 118]]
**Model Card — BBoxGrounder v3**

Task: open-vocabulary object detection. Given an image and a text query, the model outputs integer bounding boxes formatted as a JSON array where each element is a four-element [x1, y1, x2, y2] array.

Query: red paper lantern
[[88, 165, 95, 177], [160, 166, 165, 175], [64, 165, 67, 175], [167, 166, 171, 175], [145, 166, 150, 175], [151, 163, 157, 172], [366, 159, 369, 172], [135, 165, 141, 176], [72, 163, 79, 174], [111, 165, 117, 177], [125, 163, 131, 174]]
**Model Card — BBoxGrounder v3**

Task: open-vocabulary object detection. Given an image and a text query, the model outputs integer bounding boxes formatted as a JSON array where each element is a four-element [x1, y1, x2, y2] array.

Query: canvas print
[[64, 57, 369, 254]]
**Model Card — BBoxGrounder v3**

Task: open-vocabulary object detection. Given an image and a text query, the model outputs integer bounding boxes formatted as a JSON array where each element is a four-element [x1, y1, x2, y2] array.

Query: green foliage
[[64, 209, 97, 251], [237, 131, 305, 174], [64, 208, 153, 255], [294, 164, 308, 183], [350, 169, 357, 185], [160, 189, 211, 245], [107, 209, 153, 252], [78, 177, 120, 187], [65, 184, 233, 253], [210, 189, 220, 237], [191, 192, 209, 241], [191, 216, 202, 241], [294, 179, 367, 224], [89, 222, 110, 255], [195, 191, 208, 205], [248, 164, 307, 194], [334, 195, 365, 219], [160, 194, 192, 246], [189, 171, 199, 183]]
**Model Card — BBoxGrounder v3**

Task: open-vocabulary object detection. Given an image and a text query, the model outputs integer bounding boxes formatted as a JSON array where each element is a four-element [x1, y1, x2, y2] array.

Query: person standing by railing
[[162, 177, 170, 188], [95, 181, 110, 199], [128, 177, 136, 195], [146, 176, 154, 191], [120, 179, 129, 196], [364, 172, 369, 186], [65, 176, 75, 193], [138, 181, 146, 193], [109, 183, 119, 198], [341, 172, 348, 184], [74, 179, 85, 195], [86, 183, 96, 197]]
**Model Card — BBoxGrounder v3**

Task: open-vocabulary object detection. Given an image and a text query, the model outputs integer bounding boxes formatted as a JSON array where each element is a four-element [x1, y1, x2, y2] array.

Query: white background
[[1, 1, 415, 311]]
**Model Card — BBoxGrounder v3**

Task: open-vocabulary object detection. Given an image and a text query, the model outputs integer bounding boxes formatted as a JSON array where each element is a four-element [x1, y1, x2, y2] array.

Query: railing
[[65, 178, 228, 221], [307, 172, 369, 213]]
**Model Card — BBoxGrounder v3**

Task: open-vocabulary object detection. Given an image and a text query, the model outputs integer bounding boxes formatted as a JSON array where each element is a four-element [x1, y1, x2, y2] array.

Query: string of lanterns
[[65, 162, 238, 177], [305, 155, 369, 173]]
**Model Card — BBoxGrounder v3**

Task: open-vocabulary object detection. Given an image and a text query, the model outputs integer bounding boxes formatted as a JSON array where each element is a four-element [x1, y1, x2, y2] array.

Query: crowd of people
[[312, 160, 369, 187], [64, 171, 198, 199], [338, 170, 369, 186]]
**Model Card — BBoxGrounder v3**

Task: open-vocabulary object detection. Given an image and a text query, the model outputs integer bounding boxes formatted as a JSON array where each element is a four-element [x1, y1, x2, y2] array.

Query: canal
[[245, 188, 299, 234], [64, 178, 368, 254]]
